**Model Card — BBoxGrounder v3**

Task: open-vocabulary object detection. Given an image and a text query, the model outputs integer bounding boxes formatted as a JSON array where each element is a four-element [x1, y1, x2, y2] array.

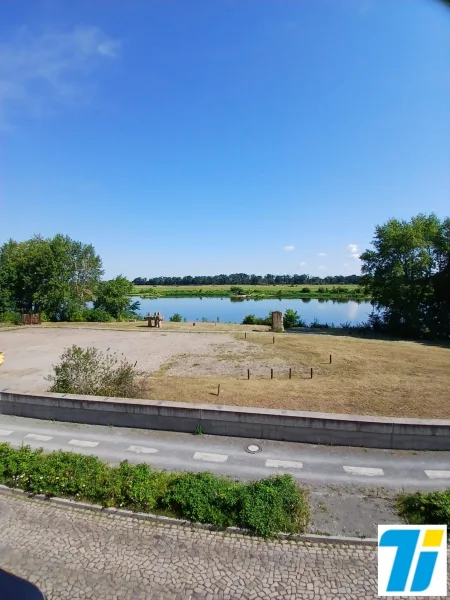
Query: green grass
[[0, 443, 309, 538], [132, 284, 369, 300]]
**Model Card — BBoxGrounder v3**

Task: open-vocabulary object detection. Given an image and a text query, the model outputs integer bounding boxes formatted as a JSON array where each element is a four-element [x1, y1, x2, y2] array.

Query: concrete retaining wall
[[1, 389, 449, 450]]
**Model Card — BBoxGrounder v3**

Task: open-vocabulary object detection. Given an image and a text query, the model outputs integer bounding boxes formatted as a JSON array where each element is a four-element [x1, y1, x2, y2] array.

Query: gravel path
[[3, 493, 448, 600]]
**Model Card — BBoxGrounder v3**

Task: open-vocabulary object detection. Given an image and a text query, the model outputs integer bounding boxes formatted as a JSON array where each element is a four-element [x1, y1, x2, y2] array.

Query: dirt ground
[[1, 324, 449, 418], [148, 328, 450, 419]]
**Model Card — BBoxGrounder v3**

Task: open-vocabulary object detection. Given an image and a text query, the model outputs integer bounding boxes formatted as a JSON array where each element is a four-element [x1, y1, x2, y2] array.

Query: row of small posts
[[216, 356, 333, 395]]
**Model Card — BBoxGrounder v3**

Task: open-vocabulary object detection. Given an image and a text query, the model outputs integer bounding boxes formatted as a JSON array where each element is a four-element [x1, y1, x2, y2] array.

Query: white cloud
[[0, 26, 121, 127], [283, 245, 295, 252], [318, 252, 327, 257], [318, 265, 326, 270], [347, 243, 360, 259], [298, 261, 306, 267], [343, 262, 349, 267]]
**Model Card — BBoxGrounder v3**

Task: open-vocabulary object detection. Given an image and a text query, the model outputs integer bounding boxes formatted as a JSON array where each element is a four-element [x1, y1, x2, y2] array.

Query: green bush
[[85, 308, 113, 322], [0, 444, 309, 537], [242, 313, 272, 326], [240, 475, 309, 538], [283, 309, 301, 329], [169, 313, 182, 322], [46, 345, 148, 398], [230, 286, 245, 295], [398, 490, 450, 528], [163, 471, 243, 528], [0, 311, 21, 325], [300, 287, 311, 293]]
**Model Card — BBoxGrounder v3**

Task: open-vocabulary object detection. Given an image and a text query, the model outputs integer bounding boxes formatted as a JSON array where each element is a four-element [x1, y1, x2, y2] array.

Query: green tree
[[0, 235, 103, 320], [283, 309, 300, 329], [93, 276, 140, 319], [360, 214, 450, 339]]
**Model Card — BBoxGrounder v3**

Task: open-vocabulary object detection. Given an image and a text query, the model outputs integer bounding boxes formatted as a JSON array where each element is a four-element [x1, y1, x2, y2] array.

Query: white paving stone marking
[[193, 452, 228, 463]]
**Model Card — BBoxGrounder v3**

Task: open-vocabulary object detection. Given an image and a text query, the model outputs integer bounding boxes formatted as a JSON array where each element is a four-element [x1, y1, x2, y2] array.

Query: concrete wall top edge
[[1, 389, 450, 428]]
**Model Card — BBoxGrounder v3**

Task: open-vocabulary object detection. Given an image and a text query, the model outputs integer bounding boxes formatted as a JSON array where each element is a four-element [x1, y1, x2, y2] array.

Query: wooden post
[[247, 369, 250, 380], [310, 367, 313, 379], [245, 332, 247, 339], [289, 368, 292, 380], [271, 368, 274, 380], [273, 335, 275, 344], [330, 354, 332, 364], [218, 384, 220, 396]]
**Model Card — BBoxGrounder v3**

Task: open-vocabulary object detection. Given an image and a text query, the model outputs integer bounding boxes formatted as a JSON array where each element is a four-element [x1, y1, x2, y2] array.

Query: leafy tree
[[283, 309, 304, 329], [93, 276, 140, 319], [0, 234, 103, 320], [360, 214, 450, 339]]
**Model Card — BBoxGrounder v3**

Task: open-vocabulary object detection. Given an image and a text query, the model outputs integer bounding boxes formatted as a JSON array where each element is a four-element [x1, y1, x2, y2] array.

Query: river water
[[134, 297, 372, 326]]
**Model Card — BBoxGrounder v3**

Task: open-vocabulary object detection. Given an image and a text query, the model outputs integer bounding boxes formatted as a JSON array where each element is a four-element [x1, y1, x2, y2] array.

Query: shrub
[[242, 314, 272, 326], [0, 444, 309, 537], [398, 490, 450, 528], [230, 286, 245, 295], [310, 318, 330, 328], [0, 311, 21, 325], [283, 309, 301, 329], [169, 313, 182, 322], [85, 308, 113, 322], [240, 475, 309, 538], [300, 287, 311, 293], [46, 345, 148, 398], [114, 461, 172, 512], [163, 472, 243, 528]]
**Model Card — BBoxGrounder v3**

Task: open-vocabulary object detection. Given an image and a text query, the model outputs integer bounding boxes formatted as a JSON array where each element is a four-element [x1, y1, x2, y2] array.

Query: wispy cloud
[[318, 252, 327, 257], [318, 265, 326, 271], [298, 261, 306, 267], [283, 245, 295, 252], [0, 26, 121, 127], [347, 244, 360, 259]]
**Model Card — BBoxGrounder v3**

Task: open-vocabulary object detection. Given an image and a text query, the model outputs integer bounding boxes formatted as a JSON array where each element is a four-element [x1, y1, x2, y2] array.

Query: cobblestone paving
[[0, 494, 448, 600]]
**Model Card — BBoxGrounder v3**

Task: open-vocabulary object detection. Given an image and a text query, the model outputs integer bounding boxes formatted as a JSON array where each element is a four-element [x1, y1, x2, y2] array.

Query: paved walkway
[[0, 494, 447, 600]]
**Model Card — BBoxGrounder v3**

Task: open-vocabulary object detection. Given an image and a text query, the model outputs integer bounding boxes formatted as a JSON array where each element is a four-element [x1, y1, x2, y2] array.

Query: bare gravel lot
[[0, 327, 250, 393]]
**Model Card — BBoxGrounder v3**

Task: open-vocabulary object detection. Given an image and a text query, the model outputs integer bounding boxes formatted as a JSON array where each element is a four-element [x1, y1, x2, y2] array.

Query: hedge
[[0, 443, 309, 538], [398, 490, 450, 529]]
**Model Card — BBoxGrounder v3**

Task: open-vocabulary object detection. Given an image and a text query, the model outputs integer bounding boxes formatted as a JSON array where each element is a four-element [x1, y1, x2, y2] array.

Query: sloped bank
[[1, 390, 449, 450]]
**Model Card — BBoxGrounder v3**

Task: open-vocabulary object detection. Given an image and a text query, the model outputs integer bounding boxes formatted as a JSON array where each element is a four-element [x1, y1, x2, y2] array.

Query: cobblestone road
[[0, 494, 448, 600]]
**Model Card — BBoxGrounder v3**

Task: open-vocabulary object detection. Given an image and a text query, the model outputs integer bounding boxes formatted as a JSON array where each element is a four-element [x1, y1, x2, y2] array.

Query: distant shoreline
[[131, 284, 371, 301]]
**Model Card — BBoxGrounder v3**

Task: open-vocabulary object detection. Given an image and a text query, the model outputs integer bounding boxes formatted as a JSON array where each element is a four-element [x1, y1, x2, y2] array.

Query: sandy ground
[[0, 327, 252, 392]]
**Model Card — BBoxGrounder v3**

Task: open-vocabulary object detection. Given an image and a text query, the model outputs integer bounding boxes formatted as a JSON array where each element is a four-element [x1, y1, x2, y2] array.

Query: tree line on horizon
[[132, 273, 362, 286]]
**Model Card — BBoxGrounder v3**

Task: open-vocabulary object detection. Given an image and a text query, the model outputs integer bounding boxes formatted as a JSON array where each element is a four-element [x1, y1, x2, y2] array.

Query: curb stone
[[0, 484, 377, 546]]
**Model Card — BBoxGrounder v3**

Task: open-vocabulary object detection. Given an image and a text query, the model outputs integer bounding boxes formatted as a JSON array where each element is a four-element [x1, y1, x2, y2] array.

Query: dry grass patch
[[148, 333, 450, 419]]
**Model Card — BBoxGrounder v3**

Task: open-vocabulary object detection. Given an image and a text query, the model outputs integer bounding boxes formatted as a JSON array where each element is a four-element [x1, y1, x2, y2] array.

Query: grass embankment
[[148, 331, 450, 419], [132, 284, 370, 300], [398, 490, 450, 529], [0, 443, 309, 538]]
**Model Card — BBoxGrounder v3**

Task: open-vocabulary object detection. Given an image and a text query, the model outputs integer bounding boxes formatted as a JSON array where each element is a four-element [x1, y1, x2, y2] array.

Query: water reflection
[[134, 297, 372, 326]]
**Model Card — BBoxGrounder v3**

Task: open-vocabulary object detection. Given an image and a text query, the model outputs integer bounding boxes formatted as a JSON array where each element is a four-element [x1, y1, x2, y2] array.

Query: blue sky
[[1, 0, 449, 279]]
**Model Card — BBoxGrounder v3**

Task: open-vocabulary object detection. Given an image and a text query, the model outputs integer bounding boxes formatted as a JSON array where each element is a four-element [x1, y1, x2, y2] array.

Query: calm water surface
[[135, 297, 372, 326]]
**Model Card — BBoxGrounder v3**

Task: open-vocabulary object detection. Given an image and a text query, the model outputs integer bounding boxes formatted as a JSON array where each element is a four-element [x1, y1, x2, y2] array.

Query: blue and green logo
[[378, 525, 447, 596]]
